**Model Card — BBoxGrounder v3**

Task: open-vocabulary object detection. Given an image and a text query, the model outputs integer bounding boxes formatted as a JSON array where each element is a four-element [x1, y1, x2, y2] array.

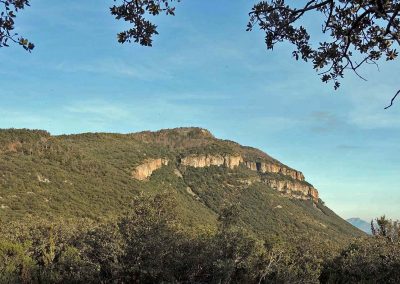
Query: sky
[[1, 0, 399, 221]]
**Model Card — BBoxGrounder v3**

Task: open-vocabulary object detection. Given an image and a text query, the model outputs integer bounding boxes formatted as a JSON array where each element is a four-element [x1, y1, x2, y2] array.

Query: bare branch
[[384, 90, 400, 109]]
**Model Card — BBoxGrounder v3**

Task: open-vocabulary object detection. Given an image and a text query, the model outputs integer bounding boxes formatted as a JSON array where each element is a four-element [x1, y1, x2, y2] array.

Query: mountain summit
[[347, 218, 372, 234], [0, 127, 363, 243]]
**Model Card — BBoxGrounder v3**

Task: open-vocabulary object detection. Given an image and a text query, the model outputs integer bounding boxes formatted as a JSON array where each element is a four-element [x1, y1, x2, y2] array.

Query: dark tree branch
[[248, 0, 400, 107], [110, 0, 179, 46], [0, 0, 34, 51], [384, 90, 400, 109], [323, 1, 335, 33]]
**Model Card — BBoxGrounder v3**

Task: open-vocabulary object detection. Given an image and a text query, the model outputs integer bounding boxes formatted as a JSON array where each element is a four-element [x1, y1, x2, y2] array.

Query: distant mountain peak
[[347, 218, 371, 234]]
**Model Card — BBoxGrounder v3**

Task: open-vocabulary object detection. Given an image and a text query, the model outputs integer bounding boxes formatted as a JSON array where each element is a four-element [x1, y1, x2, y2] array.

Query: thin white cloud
[[65, 101, 131, 121], [55, 59, 172, 81]]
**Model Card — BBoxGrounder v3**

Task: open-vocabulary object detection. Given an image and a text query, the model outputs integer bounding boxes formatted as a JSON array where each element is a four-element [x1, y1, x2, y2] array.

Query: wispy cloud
[[55, 59, 172, 81], [64, 101, 131, 121], [336, 144, 361, 150], [309, 111, 344, 133]]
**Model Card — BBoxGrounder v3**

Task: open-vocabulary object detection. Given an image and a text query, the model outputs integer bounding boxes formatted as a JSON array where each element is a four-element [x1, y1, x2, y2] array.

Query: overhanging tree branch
[[247, 0, 400, 108], [0, 0, 34, 51]]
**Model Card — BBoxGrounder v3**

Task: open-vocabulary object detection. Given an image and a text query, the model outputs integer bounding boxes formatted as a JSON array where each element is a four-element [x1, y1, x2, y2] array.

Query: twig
[[384, 90, 400, 109]]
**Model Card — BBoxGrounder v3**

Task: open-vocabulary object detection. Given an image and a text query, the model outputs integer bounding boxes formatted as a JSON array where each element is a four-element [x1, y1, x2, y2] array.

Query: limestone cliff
[[132, 152, 318, 202], [179, 154, 317, 202], [180, 154, 243, 169], [129, 127, 319, 203], [181, 155, 304, 182], [132, 158, 169, 180], [244, 161, 304, 181], [263, 179, 319, 202]]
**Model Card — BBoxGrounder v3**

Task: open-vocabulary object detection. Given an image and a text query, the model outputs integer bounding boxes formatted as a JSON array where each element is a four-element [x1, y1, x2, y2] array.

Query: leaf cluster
[[110, 0, 179, 46], [0, 0, 33, 51], [248, 0, 400, 90]]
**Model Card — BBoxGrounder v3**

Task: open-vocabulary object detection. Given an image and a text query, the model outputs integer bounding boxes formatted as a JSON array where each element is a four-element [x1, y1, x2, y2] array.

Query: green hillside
[[0, 127, 362, 243], [10, 127, 400, 283]]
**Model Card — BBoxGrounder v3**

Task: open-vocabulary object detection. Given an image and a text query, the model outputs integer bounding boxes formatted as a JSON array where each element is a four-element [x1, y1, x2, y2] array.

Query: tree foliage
[[321, 237, 400, 283], [371, 215, 400, 242], [111, 0, 179, 46], [0, 192, 338, 283], [0, 0, 33, 51], [2, 1, 400, 105], [248, 1, 400, 91], [1, 191, 400, 283]]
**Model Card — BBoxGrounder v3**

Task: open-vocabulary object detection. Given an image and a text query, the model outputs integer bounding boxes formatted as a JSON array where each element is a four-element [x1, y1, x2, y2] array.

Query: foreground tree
[[320, 237, 400, 283], [247, 0, 400, 108], [371, 215, 400, 242]]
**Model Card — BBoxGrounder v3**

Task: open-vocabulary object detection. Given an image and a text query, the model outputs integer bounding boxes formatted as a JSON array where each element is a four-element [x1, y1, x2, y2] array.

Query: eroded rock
[[37, 174, 50, 183], [132, 158, 169, 180], [263, 179, 319, 202], [132, 153, 318, 203], [181, 154, 243, 169]]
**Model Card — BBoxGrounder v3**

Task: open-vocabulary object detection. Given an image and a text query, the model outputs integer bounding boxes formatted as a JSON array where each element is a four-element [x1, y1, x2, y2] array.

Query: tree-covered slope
[[0, 127, 363, 244]]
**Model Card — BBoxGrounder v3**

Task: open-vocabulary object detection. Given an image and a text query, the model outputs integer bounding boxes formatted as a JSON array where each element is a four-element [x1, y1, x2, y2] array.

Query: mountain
[[347, 217, 372, 234], [0, 127, 363, 245]]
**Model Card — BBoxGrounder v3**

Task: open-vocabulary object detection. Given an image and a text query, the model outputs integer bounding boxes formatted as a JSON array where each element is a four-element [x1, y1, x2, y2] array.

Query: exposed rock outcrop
[[132, 158, 169, 181], [181, 155, 304, 181], [263, 179, 319, 202], [37, 174, 50, 183], [132, 153, 318, 203], [180, 154, 243, 169], [179, 153, 317, 202], [244, 161, 304, 181], [224, 155, 244, 169]]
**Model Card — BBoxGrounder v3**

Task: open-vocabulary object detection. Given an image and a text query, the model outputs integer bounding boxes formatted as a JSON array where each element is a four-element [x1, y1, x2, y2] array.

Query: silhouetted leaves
[[110, 0, 180, 46], [247, 0, 400, 92], [0, 0, 34, 52]]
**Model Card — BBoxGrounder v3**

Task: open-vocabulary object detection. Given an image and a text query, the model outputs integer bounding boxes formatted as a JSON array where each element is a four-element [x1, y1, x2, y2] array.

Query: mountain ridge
[[0, 127, 364, 244]]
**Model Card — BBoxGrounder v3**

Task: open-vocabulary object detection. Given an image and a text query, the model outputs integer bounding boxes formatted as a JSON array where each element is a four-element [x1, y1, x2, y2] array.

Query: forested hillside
[[1, 127, 399, 283]]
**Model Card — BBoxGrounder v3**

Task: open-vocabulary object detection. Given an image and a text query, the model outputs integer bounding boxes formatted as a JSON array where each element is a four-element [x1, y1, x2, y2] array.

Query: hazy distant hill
[[0, 127, 363, 244], [347, 217, 372, 234]]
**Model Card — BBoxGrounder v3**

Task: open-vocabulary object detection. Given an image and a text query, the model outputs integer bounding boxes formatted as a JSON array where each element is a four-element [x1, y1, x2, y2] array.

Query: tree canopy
[[2, 0, 400, 107]]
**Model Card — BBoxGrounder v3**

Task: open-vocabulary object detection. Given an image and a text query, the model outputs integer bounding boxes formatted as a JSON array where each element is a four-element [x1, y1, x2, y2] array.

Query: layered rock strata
[[132, 158, 169, 180], [180, 154, 243, 169], [132, 154, 318, 202], [244, 161, 304, 181], [263, 179, 319, 202]]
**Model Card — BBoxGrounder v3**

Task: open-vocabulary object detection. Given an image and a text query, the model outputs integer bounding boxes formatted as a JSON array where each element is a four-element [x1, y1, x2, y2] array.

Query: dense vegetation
[[1, 192, 399, 283], [1, 127, 398, 283]]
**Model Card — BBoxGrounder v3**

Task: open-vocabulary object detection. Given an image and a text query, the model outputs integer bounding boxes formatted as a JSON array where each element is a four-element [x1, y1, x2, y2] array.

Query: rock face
[[245, 161, 304, 181], [132, 153, 318, 203], [179, 154, 317, 202], [182, 155, 304, 182], [180, 154, 243, 169], [263, 179, 319, 202], [132, 158, 169, 181]]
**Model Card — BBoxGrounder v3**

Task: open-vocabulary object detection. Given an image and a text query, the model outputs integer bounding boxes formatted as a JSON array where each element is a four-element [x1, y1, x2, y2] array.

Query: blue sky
[[1, 0, 399, 221]]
